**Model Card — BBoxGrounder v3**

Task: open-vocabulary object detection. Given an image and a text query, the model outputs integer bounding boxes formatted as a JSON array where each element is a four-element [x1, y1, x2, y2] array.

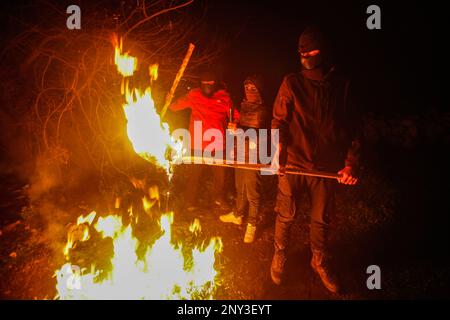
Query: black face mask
[[200, 84, 215, 97], [301, 54, 322, 70]]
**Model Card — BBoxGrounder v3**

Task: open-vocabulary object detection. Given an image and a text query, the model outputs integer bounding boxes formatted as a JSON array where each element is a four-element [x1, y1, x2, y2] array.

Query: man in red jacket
[[170, 70, 239, 211]]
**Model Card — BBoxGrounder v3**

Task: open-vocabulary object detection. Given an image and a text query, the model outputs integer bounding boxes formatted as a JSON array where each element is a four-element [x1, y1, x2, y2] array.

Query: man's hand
[[227, 122, 238, 134], [337, 166, 358, 185]]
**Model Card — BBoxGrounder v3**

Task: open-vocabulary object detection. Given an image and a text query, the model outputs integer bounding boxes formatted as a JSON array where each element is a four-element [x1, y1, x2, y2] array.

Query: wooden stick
[[160, 43, 195, 118], [178, 156, 341, 180]]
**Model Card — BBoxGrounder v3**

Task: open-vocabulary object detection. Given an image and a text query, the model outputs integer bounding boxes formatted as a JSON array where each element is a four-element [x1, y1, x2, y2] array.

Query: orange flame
[[114, 38, 137, 77], [54, 37, 222, 300], [113, 38, 182, 176], [55, 209, 222, 299]]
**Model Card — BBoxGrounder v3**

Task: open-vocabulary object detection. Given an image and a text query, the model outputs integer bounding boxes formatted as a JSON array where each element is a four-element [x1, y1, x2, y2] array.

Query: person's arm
[[338, 80, 361, 185], [231, 105, 240, 123], [271, 76, 294, 172], [169, 91, 194, 111], [225, 95, 239, 131]]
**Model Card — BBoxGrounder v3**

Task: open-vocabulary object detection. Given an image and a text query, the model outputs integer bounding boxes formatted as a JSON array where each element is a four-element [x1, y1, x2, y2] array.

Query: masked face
[[300, 49, 322, 70], [244, 82, 262, 103], [200, 80, 216, 97]]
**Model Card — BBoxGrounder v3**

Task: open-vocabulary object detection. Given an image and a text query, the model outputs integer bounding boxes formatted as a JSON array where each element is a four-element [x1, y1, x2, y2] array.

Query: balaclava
[[298, 26, 332, 79], [244, 75, 263, 104], [199, 70, 218, 98]]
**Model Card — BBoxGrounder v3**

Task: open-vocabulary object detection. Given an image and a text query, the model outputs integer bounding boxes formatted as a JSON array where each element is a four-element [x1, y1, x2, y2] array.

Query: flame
[[189, 219, 202, 235], [122, 86, 181, 172], [114, 39, 182, 177], [63, 211, 97, 256], [55, 210, 222, 300], [149, 64, 159, 81], [54, 38, 222, 299], [77, 211, 97, 225], [114, 38, 137, 77]]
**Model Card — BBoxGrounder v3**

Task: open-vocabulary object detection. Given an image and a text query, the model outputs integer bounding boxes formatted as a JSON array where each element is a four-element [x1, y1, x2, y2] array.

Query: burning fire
[[117, 49, 182, 176], [54, 37, 222, 299], [114, 38, 137, 77], [55, 210, 223, 300]]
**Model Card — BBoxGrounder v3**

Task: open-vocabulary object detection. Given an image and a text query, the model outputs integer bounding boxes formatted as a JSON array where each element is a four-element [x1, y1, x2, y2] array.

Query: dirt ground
[[1, 147, 449, 300]]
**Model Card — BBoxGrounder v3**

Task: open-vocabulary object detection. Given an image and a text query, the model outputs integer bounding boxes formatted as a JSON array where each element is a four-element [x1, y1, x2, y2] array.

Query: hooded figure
[[270, 27, 361, 293], [219, 75, 271, 243], [239, 75, 271, 129], [298, 26, 330, 72], [199, 69, 219, 98], [169, 68, 239, 211]]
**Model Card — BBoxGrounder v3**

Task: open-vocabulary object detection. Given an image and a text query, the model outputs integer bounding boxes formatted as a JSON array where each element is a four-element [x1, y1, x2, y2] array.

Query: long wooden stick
[[160, 43, 195, 118], [178, 156, 341, 180]]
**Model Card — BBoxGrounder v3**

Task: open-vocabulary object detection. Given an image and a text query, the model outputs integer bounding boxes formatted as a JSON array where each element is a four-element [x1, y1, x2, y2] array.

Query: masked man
[[170, 69, 239, 211], [219, 75, 271, 243], [270, 27, 361, 293]]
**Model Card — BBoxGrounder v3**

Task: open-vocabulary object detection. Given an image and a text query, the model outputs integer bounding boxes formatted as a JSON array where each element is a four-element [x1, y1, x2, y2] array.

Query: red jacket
[[170, 88, 239, 151]]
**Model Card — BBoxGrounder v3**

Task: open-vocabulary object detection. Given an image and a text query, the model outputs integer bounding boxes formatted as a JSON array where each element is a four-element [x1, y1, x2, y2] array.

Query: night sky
[[0, 0, 441, 114], [185, 0, 441, 115]]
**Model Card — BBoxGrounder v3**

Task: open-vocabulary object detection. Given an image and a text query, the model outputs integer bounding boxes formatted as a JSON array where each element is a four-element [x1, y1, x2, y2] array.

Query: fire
[[55, 210, 223, 300], [63, 211, 96, 256], [115, 42, 182, 176], [114, 38, 137, 77], [122, 86, 181, 174], [54, 37, 222, 300]]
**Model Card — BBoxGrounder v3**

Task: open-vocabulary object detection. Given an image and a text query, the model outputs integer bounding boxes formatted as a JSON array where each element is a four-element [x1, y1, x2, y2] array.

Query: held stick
[[160, 43, 195, 118]]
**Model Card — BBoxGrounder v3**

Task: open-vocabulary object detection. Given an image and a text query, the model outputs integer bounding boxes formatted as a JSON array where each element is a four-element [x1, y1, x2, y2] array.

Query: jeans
[[274, 174, 336, 252], [235, 168, 262, 226]]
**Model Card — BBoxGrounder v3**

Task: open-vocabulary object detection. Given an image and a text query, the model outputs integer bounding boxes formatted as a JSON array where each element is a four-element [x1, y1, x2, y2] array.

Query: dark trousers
[[185, 164, 226, 207], [235, 168, 262, 225], [274, 174, 336, 252]]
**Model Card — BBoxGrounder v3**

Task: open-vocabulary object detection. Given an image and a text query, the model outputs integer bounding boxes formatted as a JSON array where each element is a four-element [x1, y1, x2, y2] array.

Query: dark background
[[185, 0, 442, 114], [0, 0, 448, 299]]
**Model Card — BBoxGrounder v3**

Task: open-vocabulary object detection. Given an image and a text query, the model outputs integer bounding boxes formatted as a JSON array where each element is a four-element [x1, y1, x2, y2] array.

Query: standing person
[[270, 27, 361, 293], [219, 75, 271, 243], [170, 69, 239, 211]]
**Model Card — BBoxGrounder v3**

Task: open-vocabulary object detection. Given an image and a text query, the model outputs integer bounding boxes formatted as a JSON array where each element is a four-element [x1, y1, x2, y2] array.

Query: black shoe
[[310, 249, 340, 293], [270, 249, 286, 285]]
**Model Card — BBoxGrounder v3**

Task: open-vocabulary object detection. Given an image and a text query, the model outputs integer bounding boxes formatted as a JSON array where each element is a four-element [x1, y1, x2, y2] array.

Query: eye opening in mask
[[201, 80, 216, 85], [244, 83, 258, 93], [299, 49, 321, 58]]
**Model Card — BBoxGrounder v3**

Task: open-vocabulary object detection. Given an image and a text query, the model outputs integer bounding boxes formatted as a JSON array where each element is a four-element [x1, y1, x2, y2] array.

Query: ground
[[1, 144, 449, 300]]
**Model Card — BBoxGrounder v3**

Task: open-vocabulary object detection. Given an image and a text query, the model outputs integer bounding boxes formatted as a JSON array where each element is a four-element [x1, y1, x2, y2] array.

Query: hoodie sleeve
[[272, 75, 294, 143], [169, 90, 195, 111], [343, 80, 362, 168], [232, 105, 240, 122], [220, 91, 239, 122]]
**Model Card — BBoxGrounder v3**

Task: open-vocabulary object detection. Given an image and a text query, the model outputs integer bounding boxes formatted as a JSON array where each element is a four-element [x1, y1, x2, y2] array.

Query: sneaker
[[219, 212, 242, 225], [244, 223, 256, 243], [310, 249, 340, 293], [270, 249, 286, 285]]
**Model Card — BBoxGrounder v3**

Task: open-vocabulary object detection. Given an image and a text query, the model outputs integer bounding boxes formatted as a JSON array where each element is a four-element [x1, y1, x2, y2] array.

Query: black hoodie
[[272, 28, 360, 172]]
